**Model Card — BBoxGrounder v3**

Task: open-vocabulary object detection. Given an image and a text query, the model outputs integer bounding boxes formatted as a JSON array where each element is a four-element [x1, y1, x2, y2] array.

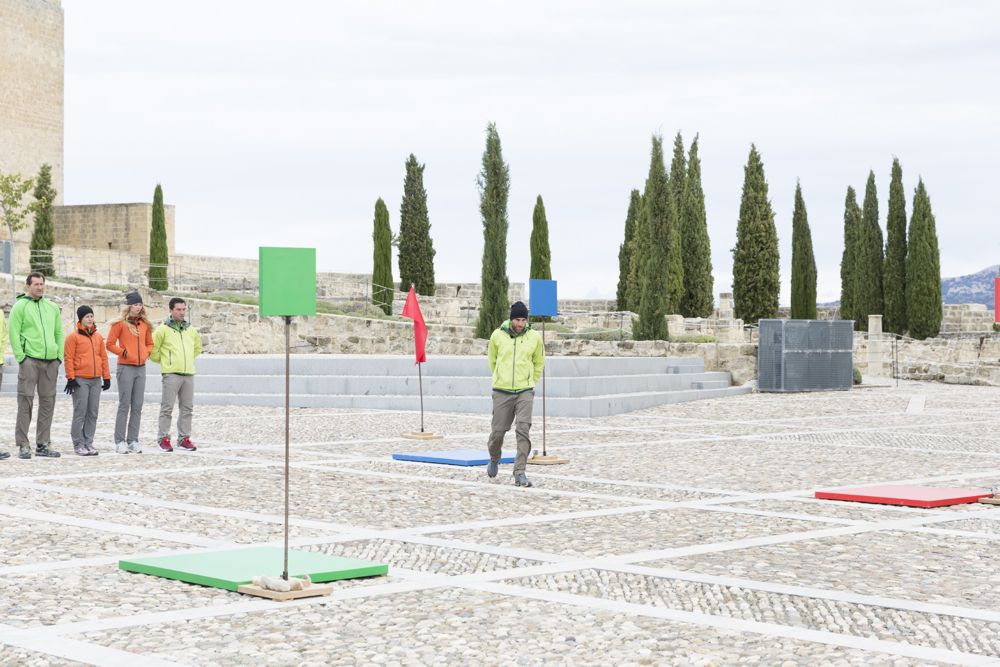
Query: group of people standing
[[0, 272, 202, 460]]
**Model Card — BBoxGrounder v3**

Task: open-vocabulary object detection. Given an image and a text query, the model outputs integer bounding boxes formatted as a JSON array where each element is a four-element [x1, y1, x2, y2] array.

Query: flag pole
[[282, 315, 291, 581], [418, 362, 424, 432]]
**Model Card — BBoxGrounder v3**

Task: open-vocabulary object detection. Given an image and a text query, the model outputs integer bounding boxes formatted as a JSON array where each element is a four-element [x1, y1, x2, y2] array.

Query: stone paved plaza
[[1, 380, 1000, 666]]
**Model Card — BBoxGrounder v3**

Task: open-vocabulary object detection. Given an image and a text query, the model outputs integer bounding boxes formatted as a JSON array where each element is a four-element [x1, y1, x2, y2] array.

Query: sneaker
[[18, 444, 31, 459], [177, 436, 197, 451], [513, 472, 533, 488], [74, 444, 89, 456], [128, 440, 142, 454], [0, 450, 9, 460], [158, 437, 173, 452], [487, 458, 499, 479], [85, 445, 99, 456], [35, 444, 61, 458], [115, 441, 130, 454]]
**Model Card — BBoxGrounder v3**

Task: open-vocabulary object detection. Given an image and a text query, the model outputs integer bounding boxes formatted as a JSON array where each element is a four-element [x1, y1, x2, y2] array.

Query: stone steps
[[2, 354, 749, 416]]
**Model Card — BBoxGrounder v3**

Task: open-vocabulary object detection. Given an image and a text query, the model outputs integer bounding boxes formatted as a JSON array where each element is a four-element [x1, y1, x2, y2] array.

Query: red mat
[[815, 484, 990, 508]]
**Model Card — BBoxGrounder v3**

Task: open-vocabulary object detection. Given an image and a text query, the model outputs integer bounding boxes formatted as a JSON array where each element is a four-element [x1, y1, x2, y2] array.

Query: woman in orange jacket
[[64, 305, 111, 456], [106, 291, 154, 454]]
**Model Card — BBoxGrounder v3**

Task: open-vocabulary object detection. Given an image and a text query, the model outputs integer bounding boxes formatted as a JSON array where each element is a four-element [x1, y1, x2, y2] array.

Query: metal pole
[[418, 363, 424, 432], [282, 315, 291, 580], [542, 320, 547, 457]]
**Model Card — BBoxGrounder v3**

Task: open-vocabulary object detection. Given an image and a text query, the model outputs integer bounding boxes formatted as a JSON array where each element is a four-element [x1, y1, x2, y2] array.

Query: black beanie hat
[[510, 301, 529, 320], [77, 305, 94, 322], [125, 291, 142, 306]]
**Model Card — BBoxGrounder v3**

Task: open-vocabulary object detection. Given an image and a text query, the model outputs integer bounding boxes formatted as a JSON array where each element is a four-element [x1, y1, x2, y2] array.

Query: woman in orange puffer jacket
[[106, 291, 154, 454], [64, 305, 111, 456]]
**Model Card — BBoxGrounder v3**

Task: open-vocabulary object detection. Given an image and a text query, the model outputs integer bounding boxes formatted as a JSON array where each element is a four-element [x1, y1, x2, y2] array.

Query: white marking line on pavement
[[0, 623, 184, 667], [906, 395, 927, 414], [0, 505, 232, 548], [463, 580, 997, 667]]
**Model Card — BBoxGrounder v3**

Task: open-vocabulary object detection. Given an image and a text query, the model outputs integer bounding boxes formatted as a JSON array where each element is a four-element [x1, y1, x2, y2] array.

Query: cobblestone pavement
[[1, 380, 999, 665]]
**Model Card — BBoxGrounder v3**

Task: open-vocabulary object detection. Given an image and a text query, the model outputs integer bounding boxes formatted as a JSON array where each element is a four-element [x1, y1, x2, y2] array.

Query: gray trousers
[[158, 373, 194, 440], [115, 364, 147, 443], [487, 389, 534, 475], [71, 377, 102, 447], [15, 357, 60, 448]]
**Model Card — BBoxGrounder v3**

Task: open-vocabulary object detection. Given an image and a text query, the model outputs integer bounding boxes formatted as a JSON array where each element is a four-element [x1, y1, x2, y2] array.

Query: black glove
[[121, 348, 128, 359], [102, 378, 111, 391], [64, 378, 79, 395]]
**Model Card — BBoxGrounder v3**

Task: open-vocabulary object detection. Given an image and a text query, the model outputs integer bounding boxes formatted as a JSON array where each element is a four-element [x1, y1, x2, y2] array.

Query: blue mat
[[392, 449, 515, 466]]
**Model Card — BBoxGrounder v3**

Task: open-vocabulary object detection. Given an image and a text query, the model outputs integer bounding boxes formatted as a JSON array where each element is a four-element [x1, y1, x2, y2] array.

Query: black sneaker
[[18, 445, 31, 459], [0, 450, 9, 460], [514, 472, 533, 488], [36, 444, 61, 458], [74, 444, 89, 456], [487, 458, 499, 478]]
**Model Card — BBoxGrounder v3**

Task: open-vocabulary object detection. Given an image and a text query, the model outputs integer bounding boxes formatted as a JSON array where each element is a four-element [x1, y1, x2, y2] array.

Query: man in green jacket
[[9, 272, 63, 459], [150, 297, 202, 452], [0, 304, 8, 460], [486, 301, 544, 487]]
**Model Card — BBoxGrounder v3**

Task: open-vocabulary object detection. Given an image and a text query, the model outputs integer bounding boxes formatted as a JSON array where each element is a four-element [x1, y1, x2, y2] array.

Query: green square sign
[[259, 247, 317, 316]]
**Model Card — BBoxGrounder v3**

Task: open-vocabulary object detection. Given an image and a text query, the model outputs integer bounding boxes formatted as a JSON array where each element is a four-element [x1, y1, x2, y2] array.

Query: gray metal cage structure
[[758, 319, 854, 392]]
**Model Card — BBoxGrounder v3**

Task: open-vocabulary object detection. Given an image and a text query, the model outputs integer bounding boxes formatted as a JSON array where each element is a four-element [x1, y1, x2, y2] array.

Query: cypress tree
[[732, 144, 779, 324], [634, 135, 671, 340], [838, 186, 861, 325], [667, 132, 686, 218], [148, 184, 169, 291], [29, 163, 56, 276], [626, 190, 647, 313], [474, 123, 510, 339], [905, 179, 942, 339], [616, 189, 641, 311], [529, 195, 551, 280], [679, 136, 713, 317], [789, 182, 817, 319], [371, 198, 394, 315], [397, 154, 437, 295], [854, 171, 884, 331], [883, 158, 908, 334]]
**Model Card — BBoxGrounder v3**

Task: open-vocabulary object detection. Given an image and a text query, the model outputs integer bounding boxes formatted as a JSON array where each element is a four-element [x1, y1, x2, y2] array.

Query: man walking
[[486, 300, 545, 487], [150, 297, 202, 452], [9, 272, 63, 459]]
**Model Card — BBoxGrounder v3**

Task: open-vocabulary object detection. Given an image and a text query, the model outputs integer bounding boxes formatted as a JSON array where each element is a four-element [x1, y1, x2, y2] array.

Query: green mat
[[119, 546, 388, 592]]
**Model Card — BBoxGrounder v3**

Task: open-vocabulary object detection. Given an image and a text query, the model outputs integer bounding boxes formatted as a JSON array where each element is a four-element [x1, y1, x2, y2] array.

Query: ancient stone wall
[[51, 203, 176, 256], [0, 0, 64, 247]]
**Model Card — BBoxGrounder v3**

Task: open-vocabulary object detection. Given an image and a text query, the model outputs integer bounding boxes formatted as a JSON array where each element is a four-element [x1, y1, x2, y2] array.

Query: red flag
[[401, 286, 427, 364]]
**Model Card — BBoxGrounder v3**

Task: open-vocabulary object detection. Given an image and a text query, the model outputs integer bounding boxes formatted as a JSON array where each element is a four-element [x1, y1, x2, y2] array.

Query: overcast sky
[[62, 1, 999, 301]]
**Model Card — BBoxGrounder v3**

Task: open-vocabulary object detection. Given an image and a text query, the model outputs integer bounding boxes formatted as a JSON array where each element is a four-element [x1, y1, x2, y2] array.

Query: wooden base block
[[528, 455, 570, 465], [237, 583, 334, 601], [401, 432, 445, 440], [978, 497, 1000, 505]]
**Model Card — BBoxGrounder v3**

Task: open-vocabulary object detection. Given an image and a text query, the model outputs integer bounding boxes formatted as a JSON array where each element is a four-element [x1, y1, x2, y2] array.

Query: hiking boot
[[177, 436, 197, 452], [158, 437, 173, 452], [513, 472, 533, 488], [18, 444, 31, 459], [487, 458, 499, 479], [0, 450, 9, 460], [74, 444, 89, 456], [35, 444, 61, 458], [128, 440, 142, 454], [115, 441, 129, 454], [85, 445, 99, 456]]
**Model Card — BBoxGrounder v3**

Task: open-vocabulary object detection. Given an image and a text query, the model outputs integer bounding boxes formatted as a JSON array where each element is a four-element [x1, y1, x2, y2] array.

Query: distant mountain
[[942, 265, 999, 307], [818, 265, 998, 309]]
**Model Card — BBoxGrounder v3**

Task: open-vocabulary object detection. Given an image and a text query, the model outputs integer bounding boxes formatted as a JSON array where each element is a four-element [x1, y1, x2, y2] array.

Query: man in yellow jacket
[[0, 305, 7, 460], [486, 301, 544, 487], [150, 297, 202, 452]]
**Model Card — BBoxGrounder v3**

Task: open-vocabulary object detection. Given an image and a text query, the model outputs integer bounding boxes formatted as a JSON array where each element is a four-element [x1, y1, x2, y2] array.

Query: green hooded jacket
[[0, 308, 7, 364], [8, 294, 64, 363], [150, 318, 202, 375], [487, 319, 545, 393]]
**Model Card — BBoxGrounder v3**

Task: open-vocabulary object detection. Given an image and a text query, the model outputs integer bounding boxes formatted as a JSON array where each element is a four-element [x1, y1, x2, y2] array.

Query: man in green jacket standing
[[9, 272, 63, 459], [150, 297, 202, 452], [486, 301, 544, 487], [0, 303, 8, 460]]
